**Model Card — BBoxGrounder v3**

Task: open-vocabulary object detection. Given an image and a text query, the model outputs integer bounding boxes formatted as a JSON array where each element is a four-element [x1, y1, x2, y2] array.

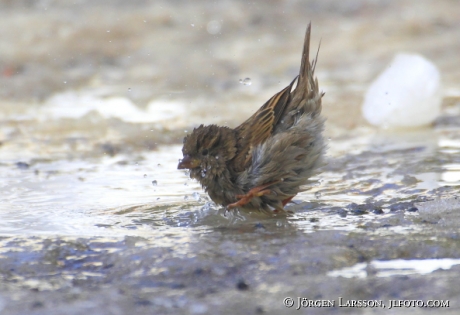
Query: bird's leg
[[227, 180, 281, 210], [271, 196, 296, 215], [282, 196, 295, 206]]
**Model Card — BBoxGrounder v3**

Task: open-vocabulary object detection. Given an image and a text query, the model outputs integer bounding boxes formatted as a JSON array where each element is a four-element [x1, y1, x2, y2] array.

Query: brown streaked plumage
[[178, 24, 326, 216]]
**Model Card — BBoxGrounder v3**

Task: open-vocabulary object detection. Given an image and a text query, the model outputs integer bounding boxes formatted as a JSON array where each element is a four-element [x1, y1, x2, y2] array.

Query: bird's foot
[[226, 180, 281, 210]]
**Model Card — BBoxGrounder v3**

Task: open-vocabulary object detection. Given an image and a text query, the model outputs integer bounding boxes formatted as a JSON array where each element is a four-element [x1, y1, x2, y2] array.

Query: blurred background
[[1, 0, 459, 159]]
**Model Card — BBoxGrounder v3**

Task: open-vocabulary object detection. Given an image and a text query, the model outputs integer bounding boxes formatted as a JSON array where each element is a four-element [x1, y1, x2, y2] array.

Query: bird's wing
[[231, 23, 321, 172], [232, 78, 296, 171]]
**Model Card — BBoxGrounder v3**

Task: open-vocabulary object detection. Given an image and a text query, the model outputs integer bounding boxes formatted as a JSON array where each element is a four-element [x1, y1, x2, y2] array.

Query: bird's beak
[[178, 155, 200, 169]]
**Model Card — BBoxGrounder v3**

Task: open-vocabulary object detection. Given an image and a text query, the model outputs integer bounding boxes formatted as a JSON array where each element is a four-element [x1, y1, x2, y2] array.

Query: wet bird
[[178, 24, 325, 215]]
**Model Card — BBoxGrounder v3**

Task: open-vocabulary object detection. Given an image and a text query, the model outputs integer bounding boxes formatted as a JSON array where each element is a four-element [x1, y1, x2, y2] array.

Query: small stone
[[254, 223, 265, 229], [338, 209, 348, 218], [401, 174, 419, 186], [390, 202, 412, 212], [31, 301, 44, 308], [347, 203, 368, 215], [16, 162, 29, 169], [236, 279, 249, 291]]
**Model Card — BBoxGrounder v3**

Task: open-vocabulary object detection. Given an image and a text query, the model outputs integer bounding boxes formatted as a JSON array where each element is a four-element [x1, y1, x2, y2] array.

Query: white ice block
[[362, 54, 442, 128]]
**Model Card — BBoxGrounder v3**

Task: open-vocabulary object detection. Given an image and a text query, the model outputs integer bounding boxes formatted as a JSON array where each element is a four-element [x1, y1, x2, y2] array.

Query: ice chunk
[[362, 54, 442, 128], [43, 91, 149, 122], [416, 197, 460, 227], [42, 90, 185, 124], [145, 99, 186, 123]]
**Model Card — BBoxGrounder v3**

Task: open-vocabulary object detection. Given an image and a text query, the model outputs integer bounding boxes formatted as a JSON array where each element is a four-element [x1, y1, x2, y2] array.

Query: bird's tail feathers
[[292, 23, 323, 117]]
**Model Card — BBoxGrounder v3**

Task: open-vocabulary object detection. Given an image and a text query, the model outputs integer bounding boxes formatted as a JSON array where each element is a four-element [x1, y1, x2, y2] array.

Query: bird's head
[[178, 124, 237, 178]]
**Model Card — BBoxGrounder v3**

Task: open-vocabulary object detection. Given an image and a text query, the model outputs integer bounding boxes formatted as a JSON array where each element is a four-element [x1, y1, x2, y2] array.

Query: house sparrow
[[178, 24, 325, 215]]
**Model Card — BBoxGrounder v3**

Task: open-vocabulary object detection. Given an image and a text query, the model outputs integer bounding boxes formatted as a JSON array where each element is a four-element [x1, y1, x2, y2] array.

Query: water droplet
[[239, 78, 252, 86], [157, 164, 162, 167], [328, 137, 332, 141], [276, 220, 283, 227], [215, 156, 219, 160], [184, 130, 188, 133], [315, 192, 321, 199], [184, 182, 188, 186], [143, 174, 147, 178], [156, 197, 160, 200], [107, 30, 110, 33], [128, 88, 131, 92], [152, 180, 158, 186], [192, 192, 201, 201], [191, 23, 195, 27], [63, 81, 67, 84], [143, 20, 147, 23], [184, 196, 189, 200]]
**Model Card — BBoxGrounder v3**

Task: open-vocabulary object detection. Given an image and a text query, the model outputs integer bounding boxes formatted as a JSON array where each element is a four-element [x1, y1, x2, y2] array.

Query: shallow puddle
[[2, 92, 460, 315], [3, 126, 460, 238]]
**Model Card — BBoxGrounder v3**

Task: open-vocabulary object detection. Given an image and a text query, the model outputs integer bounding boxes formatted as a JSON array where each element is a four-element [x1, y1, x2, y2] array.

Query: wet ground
[[1, 0, 460, 314]]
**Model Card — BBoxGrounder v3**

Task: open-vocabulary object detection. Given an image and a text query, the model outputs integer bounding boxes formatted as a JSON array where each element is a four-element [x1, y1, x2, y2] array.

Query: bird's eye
[[201, 149, 209, 156]]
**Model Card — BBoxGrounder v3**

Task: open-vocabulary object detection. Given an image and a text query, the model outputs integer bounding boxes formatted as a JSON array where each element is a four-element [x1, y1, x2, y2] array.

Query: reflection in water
[[441, 164, 460, 184], [328, 258, 460, 278]]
